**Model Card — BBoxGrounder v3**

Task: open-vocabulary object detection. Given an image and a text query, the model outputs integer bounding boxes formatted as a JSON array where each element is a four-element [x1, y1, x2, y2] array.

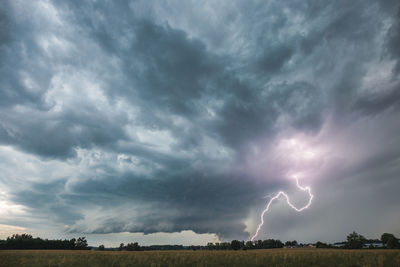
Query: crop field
[[0, 249, 399, 267]]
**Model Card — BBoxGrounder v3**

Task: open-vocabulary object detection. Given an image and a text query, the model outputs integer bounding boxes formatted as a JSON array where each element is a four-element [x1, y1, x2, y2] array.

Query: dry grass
[[1, 249, 400, 267]]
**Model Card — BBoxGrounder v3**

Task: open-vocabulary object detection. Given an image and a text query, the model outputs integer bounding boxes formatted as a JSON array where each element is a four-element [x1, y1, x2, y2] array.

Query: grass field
[[1, 249, 399, 267]]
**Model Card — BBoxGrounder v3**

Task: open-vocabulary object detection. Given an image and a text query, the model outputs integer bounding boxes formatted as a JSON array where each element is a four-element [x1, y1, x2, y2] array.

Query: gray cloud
[[385, 7, 400, 73], [1, 0, 400, 243]]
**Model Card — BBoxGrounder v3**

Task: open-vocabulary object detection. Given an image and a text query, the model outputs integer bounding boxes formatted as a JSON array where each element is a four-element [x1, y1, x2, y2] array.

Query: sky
[[0, 0, 400, 247]]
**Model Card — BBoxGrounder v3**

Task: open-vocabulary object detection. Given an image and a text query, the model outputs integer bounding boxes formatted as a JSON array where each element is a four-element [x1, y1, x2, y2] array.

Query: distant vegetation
[[315, 232, 400, 249], [207, 239, 284, 251], [1, 232, 399, 267], [203, 232, 400, 251], [0, 232, 399, 251], [0, 234, 89, 250]]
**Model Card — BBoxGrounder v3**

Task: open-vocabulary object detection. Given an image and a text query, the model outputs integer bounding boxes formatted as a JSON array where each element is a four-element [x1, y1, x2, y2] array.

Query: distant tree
[[381, 233, 399, 248], [262, 240, 271, 249], [119, 243, 125, 251], [316, 241, 330, 248], [381, 233, 395, 244], [126, 243, 133, 251], [254, 240, 263, 249], [386, 236, 399, 249], [346, 232, 366, 249], [70, 238, 76, 249], [98, 244, 105, 251], [275, 240, 284, 248], [133, 242, 140, 251], [245, 241, 254, 249], [126, 242, 141, 251], [220, 242, 230, 250], [207, 242, 214, 250], [231, 240, 241, 250], [0, 234, 80, 250], [76, 237, 88, 250], [285, 240, 298, 247]]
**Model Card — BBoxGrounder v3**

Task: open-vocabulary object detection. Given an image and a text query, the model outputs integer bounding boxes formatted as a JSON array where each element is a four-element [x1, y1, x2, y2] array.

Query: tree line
[[316, 232, 400, 249], [0, 232, 399, 250], [0, 234, 89, 250], [207, 239, 285, 250]]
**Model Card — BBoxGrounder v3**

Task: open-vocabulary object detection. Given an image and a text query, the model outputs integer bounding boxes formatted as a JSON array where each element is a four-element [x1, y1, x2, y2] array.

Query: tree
[[346, 232, 366, 249], [381, 233, 399, 249], [285, 240, 298, 247], [0, 235, 81, 250], [254, 240, 263, 249], [316, 241, 329, 248], [274, 240, 284, 248], [69, 238, 76, 249], [76, 237, 88, 250], [245, 241, 254, 249], [381, 233, 395, 244], [381, 233, 399, 248], [386, 236, 399, 249], [126, 242, 141, 251], [98, 244, 105, 251], [219, 242, 230, 250], [231, 240, 241, 250]]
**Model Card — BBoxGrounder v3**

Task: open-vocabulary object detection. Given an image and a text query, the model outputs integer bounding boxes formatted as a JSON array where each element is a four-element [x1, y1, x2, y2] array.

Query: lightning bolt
[[250, 176, 314, 241]]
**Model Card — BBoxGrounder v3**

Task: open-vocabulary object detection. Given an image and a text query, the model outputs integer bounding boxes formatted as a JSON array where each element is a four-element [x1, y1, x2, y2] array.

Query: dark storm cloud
[[354, 85, 400, 115], [0, 106, 129, 158], [0, 1, 131, 158], [129, 21, 221, 115], [10, 165, 286, 239], [10, 180, 83, 224], [257, 45, 293, 74], [0, 3, 10, 46], [385, 7, 400, 73], [1, 0, 400, 241], [0, 2, 48, 108], [67, 169, 268, 239]]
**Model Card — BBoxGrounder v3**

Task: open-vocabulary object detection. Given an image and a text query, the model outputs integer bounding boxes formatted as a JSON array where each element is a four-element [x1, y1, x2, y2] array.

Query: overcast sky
[[1, 0, 400, 246]]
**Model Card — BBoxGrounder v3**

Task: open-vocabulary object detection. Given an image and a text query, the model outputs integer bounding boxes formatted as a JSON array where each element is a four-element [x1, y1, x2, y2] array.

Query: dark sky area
[[0, 0, 399, 246]]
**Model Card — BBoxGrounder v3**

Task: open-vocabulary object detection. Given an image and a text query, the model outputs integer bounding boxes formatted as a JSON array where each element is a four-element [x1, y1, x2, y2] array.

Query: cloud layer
[[0, 0, 399, 243]]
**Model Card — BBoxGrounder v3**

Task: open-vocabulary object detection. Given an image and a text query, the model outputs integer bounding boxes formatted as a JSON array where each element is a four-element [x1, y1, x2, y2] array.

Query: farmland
[[1, 249, 399, 267]]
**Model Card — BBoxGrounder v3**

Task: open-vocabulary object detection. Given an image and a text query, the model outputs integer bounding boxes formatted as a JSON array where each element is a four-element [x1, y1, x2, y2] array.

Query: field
[[1, 249, 400, 267]]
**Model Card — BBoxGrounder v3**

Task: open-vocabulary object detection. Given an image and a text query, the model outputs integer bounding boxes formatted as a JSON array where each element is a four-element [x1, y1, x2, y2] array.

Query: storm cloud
[[0, 0, 399, 244]]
